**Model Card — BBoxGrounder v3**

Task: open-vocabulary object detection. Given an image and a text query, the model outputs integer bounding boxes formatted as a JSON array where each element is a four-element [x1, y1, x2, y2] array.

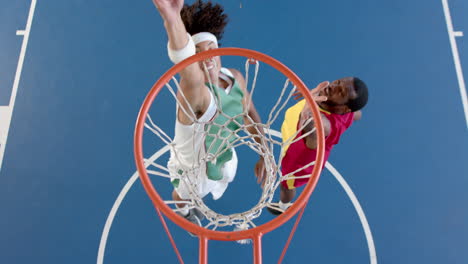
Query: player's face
[[195, 40, 221, 81], [319, 77, 357, 114]]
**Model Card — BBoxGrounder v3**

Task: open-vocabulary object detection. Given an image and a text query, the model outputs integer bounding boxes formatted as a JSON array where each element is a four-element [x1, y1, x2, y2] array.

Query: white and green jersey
[[167, 68, 244, 200], [204, 68, 244, 180]]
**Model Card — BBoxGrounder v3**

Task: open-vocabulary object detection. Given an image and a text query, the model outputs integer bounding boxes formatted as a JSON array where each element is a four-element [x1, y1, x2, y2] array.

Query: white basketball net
[[143, 57, 318, 232]]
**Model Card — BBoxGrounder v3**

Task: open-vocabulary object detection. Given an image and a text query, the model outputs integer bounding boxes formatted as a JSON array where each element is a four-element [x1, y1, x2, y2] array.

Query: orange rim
[[134, 47, 325, 241]]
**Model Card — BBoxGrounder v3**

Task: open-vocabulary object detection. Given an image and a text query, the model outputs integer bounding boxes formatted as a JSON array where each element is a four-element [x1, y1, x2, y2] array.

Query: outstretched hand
[[254, 158, 267, 187], [152, 0, 184, 21], [292, 81, 329, 102]]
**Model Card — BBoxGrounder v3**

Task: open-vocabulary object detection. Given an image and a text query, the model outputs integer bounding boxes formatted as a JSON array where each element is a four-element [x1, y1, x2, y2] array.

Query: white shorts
[[169, 148, 237, 200], [167, 92, 238, 200]]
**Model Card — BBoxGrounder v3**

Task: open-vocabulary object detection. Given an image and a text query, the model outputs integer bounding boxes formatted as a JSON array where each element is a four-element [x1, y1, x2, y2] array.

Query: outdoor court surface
[[1, 0, 468, 263]]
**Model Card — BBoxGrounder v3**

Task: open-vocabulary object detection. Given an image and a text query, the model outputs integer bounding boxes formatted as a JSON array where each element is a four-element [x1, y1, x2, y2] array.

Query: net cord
[[143, 58, 319, 230]]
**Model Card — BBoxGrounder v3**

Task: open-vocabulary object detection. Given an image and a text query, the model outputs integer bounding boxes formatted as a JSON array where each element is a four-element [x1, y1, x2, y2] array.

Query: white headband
[[192, 32, 218, 47]]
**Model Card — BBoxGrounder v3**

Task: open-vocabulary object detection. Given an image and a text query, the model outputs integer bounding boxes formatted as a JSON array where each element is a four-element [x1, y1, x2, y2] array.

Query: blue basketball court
[[1, 0, 467, 263]]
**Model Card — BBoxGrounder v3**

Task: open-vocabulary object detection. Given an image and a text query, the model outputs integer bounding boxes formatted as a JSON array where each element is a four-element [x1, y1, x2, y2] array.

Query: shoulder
[[326, 111, 354, 132], [227, 68, 242, 78], [227, 68, 245, 83], [353, 110, 362, 121], [320, 112, 332, 137], [227, 68, 247, 92]]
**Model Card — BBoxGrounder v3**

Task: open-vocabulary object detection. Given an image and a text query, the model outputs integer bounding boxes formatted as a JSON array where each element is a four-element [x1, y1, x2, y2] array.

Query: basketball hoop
[[134, 48, 325, 263]]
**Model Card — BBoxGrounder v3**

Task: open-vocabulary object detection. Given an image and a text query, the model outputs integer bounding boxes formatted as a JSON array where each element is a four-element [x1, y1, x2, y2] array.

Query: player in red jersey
[[265, 77, 369, 215]]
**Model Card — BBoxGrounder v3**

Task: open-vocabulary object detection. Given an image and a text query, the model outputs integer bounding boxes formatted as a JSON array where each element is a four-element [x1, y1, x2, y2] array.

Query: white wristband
[[167, 33, 196, 64]]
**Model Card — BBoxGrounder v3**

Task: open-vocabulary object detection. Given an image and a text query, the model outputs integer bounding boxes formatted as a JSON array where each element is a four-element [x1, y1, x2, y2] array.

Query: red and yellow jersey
[[280, 100, 354, 189]]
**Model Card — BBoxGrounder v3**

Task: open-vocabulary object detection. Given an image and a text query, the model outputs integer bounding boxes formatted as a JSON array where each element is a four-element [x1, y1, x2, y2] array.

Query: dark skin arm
[[301, 111, 331, 149], [294, 81, 329, 149]]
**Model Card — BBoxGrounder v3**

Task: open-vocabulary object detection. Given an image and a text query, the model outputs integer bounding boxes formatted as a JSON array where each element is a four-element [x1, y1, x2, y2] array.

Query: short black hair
[[346, 77, 369, 112]]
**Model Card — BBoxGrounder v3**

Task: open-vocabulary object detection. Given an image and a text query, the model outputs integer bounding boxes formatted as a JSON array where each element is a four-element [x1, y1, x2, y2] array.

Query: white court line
[[97, 147, 169, 264], [325, 163, 377, 264], [0, 0, 37, 171], [0, 107, 10, 144], [441, 0, 468, 129], [97, 130, 377, 264]]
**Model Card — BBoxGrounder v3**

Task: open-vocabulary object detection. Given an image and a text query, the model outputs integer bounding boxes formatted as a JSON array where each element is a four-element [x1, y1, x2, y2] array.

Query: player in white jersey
[[152, 0, 266, 227]]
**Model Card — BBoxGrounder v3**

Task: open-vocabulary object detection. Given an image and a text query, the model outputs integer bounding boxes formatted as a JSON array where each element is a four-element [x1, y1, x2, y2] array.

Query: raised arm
[[296, 81, 331, 150], [153, 0, 186, 50], [152, 0, 210, 121]]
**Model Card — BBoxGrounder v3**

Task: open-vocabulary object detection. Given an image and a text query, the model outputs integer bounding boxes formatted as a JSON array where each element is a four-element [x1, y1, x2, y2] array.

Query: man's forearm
[[246, 110, 265, 146], [164, 17, 189, 50]]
